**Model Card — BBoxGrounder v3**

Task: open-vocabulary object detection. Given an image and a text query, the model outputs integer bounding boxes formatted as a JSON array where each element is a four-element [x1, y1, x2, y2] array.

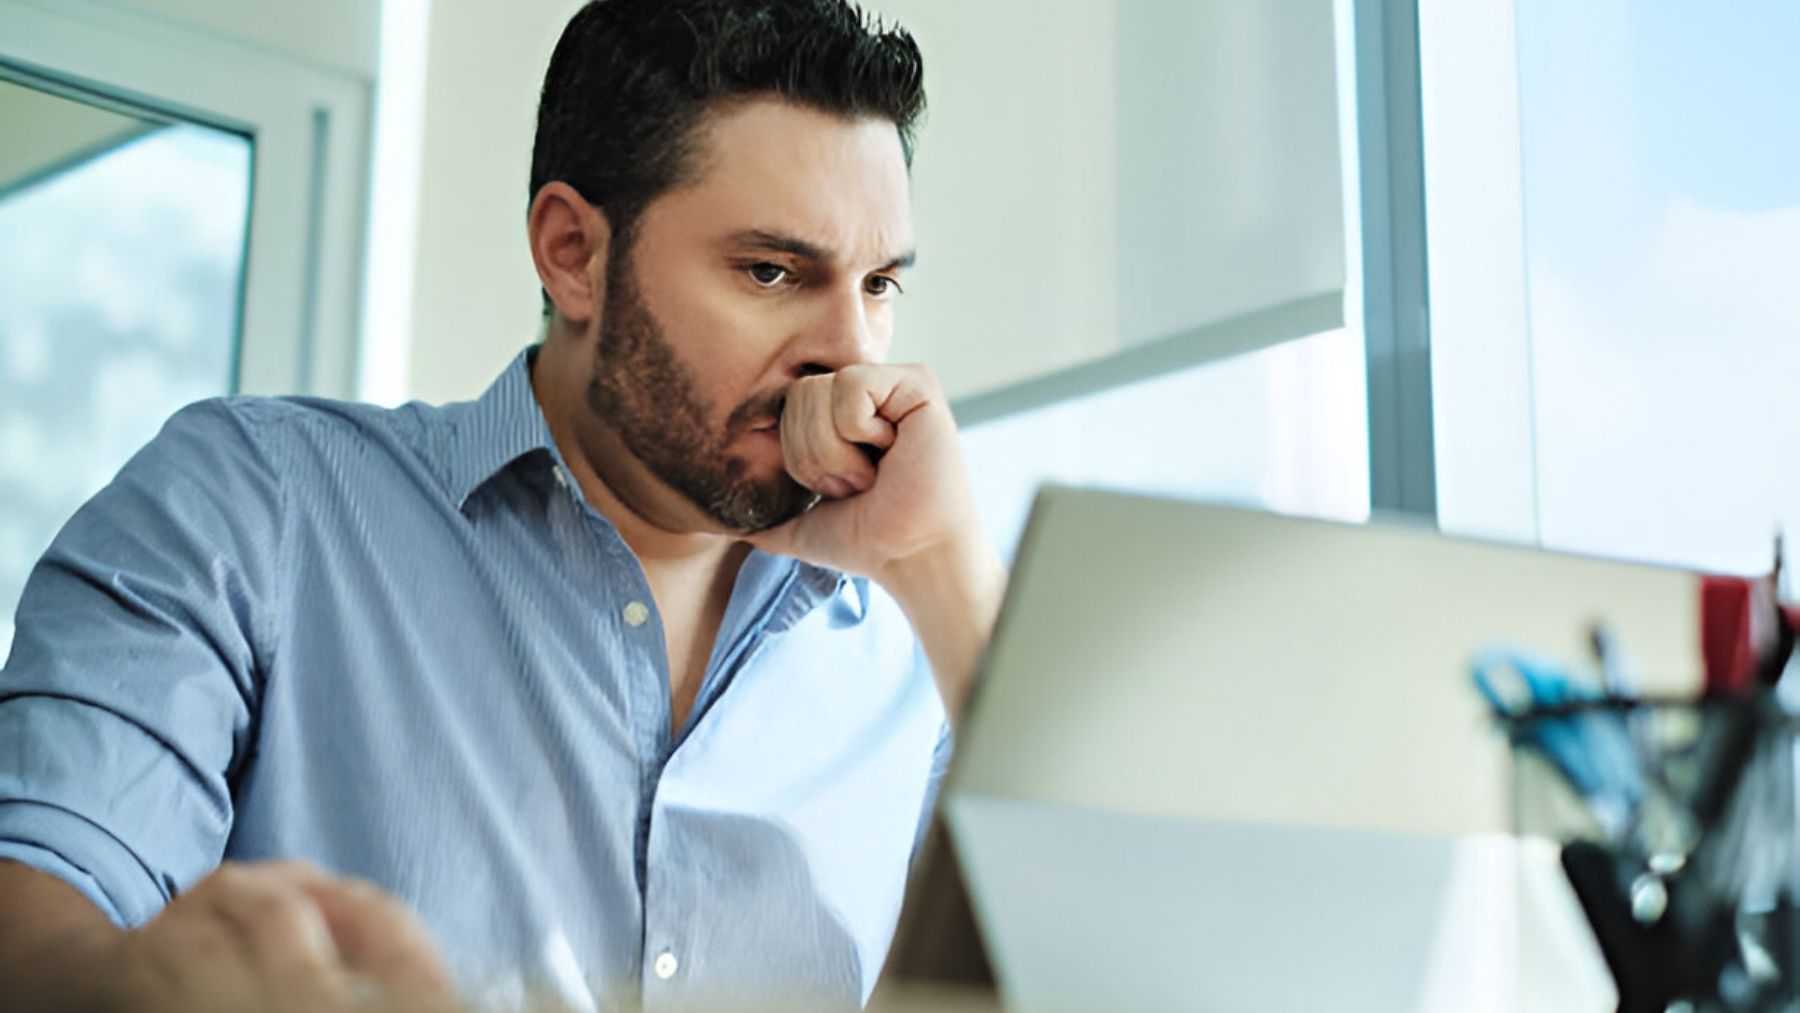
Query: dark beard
[[583, 246, 814, 532]]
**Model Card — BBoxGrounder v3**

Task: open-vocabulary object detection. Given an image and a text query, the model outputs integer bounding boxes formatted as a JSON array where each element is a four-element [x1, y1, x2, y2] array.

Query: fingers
[[780, 365, 939, 499], [129, 893, 264, 1008], [845, 363, 937, 430], [293, 873, 457, 1001], [192, 863, 344, 992], [829, 371, 898, 452], [174, 860, 455, 1009], [782, 375, 876, 497]]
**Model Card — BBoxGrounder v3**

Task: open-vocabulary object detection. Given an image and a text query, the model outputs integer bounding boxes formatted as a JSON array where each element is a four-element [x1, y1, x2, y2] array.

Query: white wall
[[876, 0, 1343, 401], [1113, 0, 1345, 351], [865, 0, 1119, 398], [90, 0, 379, 76], [399, 0, 572, 405]]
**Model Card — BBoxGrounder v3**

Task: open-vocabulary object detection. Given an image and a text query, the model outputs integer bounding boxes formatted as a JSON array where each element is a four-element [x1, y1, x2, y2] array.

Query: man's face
[[584, 99, 914, 532]]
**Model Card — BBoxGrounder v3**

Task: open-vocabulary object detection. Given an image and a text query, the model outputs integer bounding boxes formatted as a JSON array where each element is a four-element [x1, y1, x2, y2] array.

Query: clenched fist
[[753, 363, 978, 581], [749, 363, 1005, 719]]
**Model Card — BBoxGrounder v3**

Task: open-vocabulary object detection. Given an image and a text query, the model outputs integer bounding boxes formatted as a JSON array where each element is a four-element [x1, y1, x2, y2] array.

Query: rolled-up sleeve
[[0, 398, 282, 926]]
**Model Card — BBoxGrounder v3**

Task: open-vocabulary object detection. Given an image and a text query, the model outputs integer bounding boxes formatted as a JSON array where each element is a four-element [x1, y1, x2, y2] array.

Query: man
[[0, 0, 1006, 1008]]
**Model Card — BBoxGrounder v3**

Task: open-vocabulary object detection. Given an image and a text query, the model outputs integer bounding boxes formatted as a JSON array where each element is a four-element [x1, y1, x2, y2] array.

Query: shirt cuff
[[0, 800, 168, 928]]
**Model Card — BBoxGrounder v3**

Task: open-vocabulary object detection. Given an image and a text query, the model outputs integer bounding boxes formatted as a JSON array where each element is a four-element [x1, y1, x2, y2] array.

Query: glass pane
[[0, 76, 252, 657], [1514, 2, 1800, 575], [961, 329, 1369, 560]]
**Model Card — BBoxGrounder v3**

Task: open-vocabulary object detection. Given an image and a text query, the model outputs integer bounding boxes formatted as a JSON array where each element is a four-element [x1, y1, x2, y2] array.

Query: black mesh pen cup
[[1504, 695, 1800, 1013]]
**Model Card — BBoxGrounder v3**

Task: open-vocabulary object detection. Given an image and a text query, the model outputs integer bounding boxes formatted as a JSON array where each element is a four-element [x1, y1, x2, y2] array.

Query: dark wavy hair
[[531, 0, 925, 255]]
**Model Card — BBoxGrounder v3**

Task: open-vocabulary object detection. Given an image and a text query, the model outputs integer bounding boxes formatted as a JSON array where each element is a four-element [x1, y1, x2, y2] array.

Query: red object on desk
[[1701, 576, 1798, 694], [1702, 577, 1757, 694]]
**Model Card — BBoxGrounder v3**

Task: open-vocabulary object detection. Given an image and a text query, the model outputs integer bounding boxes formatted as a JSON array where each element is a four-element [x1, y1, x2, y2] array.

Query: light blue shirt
[[0, 348, 950, 1010]]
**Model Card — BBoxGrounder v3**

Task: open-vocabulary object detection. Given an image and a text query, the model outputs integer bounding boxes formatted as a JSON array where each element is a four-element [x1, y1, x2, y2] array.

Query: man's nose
[[793, 288, 880, 376]]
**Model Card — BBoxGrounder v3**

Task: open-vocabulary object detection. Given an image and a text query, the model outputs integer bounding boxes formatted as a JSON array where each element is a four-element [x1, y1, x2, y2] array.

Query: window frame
[[0, 0, 372, 399], [1413, 0, 1541, 544]]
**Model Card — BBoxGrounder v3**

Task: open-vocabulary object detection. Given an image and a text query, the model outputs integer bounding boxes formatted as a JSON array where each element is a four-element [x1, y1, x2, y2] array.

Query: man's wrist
[[0, 903, 128, 1013], [877, 534, 1008, 722]]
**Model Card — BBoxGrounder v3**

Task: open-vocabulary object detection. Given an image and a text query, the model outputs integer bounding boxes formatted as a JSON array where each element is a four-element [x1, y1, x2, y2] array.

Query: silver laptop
[[885, 486, 1706, 1011]]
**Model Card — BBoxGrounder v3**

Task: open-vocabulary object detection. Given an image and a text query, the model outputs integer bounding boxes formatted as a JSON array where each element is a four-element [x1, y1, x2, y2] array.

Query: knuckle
[[245, 886, 313, 929], [833, 400, 869, 431], [265, 858, 323, 878], [363, 886, 412, 922], [207, 862, 248, 891], [172, 920, 236, 966], [321, 872, 391, 908]]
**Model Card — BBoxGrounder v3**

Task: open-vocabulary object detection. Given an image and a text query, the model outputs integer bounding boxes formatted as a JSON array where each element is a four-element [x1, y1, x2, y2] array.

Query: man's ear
[[528, 182, 611, 326]]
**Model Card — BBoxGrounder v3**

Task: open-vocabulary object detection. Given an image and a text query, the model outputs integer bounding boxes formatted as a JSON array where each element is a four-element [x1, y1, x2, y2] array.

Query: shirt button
[[623, 601, 650, 627], [653, 951, 679, 980], [553, 467, 569, 489]]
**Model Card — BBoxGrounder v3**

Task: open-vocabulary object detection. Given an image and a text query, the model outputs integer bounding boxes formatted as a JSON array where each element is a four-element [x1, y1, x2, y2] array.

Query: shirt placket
[[553, 465, 681, 1001], [637, 569, 850, 1005]]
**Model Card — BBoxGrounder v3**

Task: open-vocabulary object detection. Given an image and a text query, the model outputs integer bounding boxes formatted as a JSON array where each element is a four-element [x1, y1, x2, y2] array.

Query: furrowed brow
[[727, 230, 915, 273], [727, 229, 831, 263], [877, 250, 917, 273]]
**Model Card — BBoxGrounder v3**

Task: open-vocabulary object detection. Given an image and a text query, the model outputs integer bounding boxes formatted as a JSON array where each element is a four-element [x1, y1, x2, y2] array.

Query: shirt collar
[[438, 346, 556, 511]]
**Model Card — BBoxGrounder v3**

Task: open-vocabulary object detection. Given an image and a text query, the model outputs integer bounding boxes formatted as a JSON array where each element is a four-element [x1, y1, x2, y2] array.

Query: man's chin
[[707, 476, 815, 534]]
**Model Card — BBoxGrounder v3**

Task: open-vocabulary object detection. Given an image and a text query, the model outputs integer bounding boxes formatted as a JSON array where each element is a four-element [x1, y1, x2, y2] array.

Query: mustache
[[722, 387, 790, 435]]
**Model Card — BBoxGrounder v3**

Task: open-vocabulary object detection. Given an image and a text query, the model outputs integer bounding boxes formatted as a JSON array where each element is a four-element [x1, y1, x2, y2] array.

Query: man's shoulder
[[162, 391, 455, 464], [136, 393, 472, 512], [220, 390, 439, 439]]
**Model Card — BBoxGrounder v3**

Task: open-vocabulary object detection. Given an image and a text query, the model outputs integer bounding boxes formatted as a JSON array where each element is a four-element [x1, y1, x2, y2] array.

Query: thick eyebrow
[[725, 229, 914, 273], [878, 249, 917, 272]]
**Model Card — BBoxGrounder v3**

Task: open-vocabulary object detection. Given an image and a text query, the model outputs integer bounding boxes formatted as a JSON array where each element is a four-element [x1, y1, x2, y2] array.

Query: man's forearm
[[879, 537, 1008, 723], [0, 860, 126, 1012]]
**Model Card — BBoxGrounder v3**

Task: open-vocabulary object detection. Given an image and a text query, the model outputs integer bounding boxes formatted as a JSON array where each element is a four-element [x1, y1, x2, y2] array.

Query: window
[[1514, 0, 1800, 575], [1423, 0, 1800, 577], [963, 329, 1369, 560], [0, 86, 253, 654], [0, 1, 370, 655], [941, 0, 1371, 554]]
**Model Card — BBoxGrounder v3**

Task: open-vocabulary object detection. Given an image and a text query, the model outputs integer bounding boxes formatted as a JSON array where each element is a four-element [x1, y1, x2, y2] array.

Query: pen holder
[[1505, 695, 1800, 1013]]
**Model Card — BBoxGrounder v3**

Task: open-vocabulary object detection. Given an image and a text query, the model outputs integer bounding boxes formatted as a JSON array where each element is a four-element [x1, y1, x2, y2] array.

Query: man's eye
[[865, 275, 904, 297], [747, 263, 789, 287]]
